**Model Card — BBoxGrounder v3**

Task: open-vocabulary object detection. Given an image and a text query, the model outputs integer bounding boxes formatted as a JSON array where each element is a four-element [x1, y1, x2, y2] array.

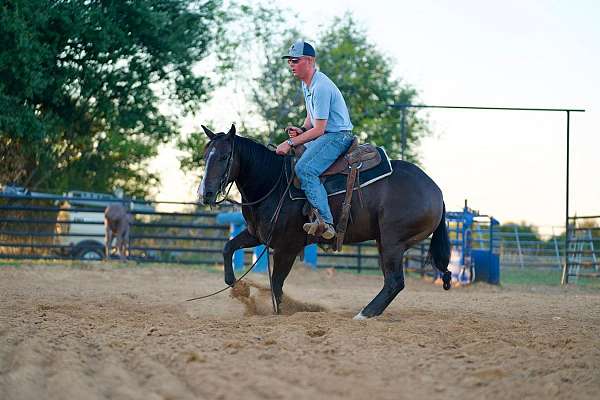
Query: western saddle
[[292, 137, 381, 251]]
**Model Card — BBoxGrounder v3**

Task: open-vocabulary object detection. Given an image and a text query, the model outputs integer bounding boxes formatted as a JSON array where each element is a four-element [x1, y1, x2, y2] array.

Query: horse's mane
[[234, 135, 284, 187]]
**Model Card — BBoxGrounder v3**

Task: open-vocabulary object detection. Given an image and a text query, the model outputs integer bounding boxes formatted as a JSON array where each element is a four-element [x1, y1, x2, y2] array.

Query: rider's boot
[[302, 207, 336, 239], [303, 221, 336, 239]]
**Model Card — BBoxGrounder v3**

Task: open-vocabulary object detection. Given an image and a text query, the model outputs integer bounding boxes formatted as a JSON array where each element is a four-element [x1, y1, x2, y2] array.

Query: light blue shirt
[[302, 70, 353, 132]]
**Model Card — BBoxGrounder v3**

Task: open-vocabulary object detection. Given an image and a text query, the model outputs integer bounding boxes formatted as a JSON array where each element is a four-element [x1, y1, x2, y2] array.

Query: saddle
[[292, 137, 381, 251], [293, 138, 381, 178]]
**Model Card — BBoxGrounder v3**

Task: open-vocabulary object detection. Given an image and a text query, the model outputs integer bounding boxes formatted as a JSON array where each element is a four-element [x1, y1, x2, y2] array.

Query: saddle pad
[[286, 147, 393, 201]]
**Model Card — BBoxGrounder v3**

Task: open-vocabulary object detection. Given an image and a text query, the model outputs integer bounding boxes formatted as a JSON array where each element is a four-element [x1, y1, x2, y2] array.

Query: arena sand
[[1, 262, 599, 400]]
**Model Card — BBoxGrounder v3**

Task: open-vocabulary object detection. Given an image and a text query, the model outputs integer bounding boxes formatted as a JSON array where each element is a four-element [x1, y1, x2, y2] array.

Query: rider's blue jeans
[[294, 131, 354, 225]]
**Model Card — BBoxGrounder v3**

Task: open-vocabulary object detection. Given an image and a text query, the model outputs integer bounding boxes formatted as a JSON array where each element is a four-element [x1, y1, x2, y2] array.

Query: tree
[[0, 0, 225, 197], [497, 221, 541, 239]]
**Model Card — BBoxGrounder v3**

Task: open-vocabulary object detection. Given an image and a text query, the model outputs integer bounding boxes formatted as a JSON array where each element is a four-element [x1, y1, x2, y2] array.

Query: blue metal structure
[[446, 201, 500, 284]]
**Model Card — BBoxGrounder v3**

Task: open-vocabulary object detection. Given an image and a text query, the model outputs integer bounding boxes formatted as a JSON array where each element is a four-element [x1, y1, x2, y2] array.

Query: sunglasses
[[287, 57, 305, 65]]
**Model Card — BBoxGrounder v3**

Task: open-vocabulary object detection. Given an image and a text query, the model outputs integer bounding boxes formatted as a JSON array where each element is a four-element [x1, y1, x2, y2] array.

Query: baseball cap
[[281, 40, 316, 59]]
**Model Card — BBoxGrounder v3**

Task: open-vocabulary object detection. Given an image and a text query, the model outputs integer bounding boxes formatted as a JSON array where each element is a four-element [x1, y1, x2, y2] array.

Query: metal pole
[[391, 104, 585, 113], [514, 226, 524, 269], [400, 107, 407, 160], [489, 217, 494, 268], [552, 227, 562, 269], [420, 242, 426, 277], [357, 243, 362, 274], [562, 111, 571, 284]]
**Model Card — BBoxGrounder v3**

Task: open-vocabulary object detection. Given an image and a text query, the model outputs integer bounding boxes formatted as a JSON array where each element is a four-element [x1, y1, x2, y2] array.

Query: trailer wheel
[[74, 241, 104, 260]]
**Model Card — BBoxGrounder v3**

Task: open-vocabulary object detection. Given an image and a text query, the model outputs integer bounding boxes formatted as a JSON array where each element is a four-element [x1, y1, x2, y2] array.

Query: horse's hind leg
[[123, 226, 130, 259], [116, 234, 126, 261], [105, 225, 113, 260], [354, 241, 406, 319]]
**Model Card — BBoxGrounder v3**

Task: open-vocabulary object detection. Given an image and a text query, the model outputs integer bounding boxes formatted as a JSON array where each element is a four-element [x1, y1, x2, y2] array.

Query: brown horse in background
[[104, 203, 132, 261]]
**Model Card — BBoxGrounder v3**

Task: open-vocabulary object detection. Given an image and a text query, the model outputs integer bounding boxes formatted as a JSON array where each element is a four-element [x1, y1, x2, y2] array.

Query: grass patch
[[501, 267, 600, 289], [501, 267, 563, 286], [329, 265, 600, 289]]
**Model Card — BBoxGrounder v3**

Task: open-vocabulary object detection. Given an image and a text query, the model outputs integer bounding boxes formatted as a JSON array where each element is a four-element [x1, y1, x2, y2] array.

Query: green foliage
[[177, 129, 208, 173], [576, 218, 600, 239], [0, 0, 225, 196], [502, 267, 600, 288], [497, 221, 542, 239], [495, 222, 560, 253]]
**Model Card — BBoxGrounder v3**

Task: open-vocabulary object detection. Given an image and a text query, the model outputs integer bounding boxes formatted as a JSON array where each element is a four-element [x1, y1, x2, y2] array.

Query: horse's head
[[198, 124, 237, 206]]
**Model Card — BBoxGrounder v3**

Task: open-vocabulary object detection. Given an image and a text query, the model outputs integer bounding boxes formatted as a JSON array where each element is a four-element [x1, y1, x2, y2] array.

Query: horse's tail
[[429, 202, 452, 290]]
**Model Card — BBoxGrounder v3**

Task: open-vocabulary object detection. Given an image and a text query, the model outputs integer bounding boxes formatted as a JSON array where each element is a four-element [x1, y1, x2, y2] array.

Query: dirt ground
[[1, 262, 599, 400]]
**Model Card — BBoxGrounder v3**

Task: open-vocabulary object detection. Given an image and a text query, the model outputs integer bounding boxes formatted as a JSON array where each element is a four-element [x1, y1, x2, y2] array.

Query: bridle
[[209, 137, 285, 207], [211, 137, 236, 205]]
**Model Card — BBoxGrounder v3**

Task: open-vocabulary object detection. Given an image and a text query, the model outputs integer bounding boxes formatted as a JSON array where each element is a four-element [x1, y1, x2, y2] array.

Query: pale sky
[[151, 0, 599, 232]]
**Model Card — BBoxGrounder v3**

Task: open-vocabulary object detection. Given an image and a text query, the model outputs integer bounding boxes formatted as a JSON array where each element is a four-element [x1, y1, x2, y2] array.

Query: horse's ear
[[201, 125, 216, 140], [226, 124, 236, 138]]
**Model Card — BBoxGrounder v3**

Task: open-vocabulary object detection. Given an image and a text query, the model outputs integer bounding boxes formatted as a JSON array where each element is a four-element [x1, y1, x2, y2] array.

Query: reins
[[216, 166, 285, 207]]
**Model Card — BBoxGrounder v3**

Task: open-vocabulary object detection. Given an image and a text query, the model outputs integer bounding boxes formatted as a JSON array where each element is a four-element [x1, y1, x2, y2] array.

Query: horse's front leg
[[271, 249, 301, 312], [223, 228, 260, 286]]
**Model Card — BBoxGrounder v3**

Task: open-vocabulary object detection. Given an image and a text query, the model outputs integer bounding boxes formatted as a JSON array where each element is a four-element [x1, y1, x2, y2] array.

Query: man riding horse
[[275, 39, 354, 240], [197, 41, 452, 319]]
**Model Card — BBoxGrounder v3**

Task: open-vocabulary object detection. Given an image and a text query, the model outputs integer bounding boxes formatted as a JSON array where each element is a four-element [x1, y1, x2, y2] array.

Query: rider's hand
[[285, 126, 303, 138], [275, 141, 292, 155]]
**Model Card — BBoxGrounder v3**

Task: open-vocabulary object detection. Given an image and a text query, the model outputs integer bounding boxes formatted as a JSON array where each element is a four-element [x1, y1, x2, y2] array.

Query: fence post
[[303, 244, 317, 269], [253, 245, 268, 273], [357, 243, 362, 274], [552, 227, 562, 269], [420, 242, 426, 277], [585, 229, 598, 271], [514, 226, 524, 268]]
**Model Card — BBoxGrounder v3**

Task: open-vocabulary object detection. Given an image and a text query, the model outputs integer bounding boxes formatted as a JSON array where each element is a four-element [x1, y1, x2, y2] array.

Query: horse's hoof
[[224, 275, 236, 286], [442, 271, 452, 290], [353, 311, 367, 320]]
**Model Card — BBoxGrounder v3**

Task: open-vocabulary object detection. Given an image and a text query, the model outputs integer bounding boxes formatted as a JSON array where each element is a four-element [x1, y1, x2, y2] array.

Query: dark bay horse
[[198, 125, 451, 319]]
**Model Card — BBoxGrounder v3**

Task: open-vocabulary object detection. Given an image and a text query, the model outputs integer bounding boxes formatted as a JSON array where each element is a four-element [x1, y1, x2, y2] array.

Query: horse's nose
[[202, 191, 214, 205]]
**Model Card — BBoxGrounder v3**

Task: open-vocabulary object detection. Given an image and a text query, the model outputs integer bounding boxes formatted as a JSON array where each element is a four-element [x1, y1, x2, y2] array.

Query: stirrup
[[321, 223, 336, 240]]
